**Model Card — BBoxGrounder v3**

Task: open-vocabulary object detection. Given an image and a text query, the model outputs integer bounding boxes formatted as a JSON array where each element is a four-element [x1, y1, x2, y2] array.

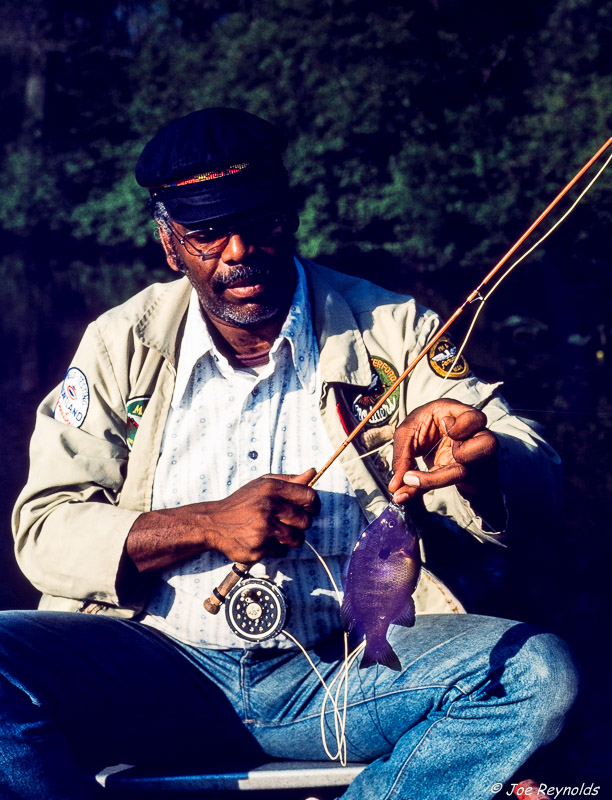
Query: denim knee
[[509, 630, 579, 745]]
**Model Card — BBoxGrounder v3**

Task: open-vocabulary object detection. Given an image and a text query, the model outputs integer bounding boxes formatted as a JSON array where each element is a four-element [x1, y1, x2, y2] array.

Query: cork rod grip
[[203, 562, 251, 614]]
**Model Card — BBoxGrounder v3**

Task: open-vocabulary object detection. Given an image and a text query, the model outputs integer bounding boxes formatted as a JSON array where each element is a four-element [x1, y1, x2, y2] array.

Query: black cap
[[135, 107, 291, 225]]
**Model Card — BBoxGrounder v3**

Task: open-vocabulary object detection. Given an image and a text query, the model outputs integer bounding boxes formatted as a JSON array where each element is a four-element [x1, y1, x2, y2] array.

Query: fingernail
[[402, 472, 421, 487], [394, 492, 411, 504], [442, 415, 455, 433]]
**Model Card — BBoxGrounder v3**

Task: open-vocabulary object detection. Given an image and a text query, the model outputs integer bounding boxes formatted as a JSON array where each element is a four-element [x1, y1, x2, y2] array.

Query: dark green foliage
[[0, 0, 611, 781]]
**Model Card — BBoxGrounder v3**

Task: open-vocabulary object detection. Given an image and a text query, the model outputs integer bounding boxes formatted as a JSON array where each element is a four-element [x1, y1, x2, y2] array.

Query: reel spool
[[225, 577, 289, 642]]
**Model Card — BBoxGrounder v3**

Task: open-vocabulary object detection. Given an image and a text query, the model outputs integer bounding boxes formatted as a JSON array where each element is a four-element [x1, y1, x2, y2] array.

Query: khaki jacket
[[12, 259, 561, 619]]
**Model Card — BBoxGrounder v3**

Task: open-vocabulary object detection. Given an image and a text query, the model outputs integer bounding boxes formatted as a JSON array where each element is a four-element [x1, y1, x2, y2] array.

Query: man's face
[[162, 213, 297, 328]]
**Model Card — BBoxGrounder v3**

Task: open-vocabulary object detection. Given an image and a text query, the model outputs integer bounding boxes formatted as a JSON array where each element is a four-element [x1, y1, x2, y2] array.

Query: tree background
[[0, 0, 610, 790]]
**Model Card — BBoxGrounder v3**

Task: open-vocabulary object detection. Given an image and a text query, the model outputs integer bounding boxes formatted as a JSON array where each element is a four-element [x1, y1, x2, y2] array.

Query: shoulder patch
[[427, 335, 470, 379], [126, 396, 151, 450], [350, 356, 401, 427], [54, 367, 90, 428]]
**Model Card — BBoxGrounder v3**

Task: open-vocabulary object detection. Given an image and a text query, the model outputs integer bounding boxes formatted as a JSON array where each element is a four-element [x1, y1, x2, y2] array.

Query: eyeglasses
[[168, 212, 291, 258]]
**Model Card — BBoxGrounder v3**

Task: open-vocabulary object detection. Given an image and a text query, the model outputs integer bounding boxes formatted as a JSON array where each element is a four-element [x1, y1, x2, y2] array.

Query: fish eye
[[379, 546, 391, 559]]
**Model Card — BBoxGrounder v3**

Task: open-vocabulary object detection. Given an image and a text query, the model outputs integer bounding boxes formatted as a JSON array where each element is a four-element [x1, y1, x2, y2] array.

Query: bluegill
[[340, 501, 421, 671]]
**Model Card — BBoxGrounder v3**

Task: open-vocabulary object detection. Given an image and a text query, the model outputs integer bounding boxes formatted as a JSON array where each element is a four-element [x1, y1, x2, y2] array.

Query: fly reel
[[225, 577, 289, 642]]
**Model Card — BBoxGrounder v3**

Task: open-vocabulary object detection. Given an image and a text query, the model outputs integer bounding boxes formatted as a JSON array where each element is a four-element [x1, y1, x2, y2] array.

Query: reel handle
[[203, 562, 251, 614], [204, 472, 320, 616]]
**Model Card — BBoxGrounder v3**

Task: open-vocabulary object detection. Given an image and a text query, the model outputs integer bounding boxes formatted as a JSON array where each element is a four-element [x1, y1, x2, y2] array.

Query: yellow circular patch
[[427, 335, 470, 379]]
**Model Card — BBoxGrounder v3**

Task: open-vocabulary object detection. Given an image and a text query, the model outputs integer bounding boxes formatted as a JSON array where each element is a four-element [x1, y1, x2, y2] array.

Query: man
[[5, 108, 576, 799]]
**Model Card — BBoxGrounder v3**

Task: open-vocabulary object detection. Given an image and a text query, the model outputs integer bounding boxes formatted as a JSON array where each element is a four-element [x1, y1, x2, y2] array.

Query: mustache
[[211, 263, 271, 292]]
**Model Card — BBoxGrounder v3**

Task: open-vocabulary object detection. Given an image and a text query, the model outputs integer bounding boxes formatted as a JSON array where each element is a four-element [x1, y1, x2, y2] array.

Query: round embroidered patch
[[427, 335, 470, 379], [54, 367, 90, 428], [351, 356, 401, 427]]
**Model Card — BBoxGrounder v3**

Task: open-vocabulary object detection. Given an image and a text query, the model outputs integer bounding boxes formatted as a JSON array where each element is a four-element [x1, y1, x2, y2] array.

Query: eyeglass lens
[[183, 213, 286, 251]]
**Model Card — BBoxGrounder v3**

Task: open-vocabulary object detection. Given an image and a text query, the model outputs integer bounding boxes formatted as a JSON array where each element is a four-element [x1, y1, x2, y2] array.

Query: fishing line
[[358, 663, 395, 748], [300, 539, 367, 764], [280, 629, 353, 763], [304, 540, 343, 600], [275, 145, 612, 763], [281, 602, 366, 764], [438, 148, 612, 388], [204, 136, 612, 619], [302, 540, 397, 754], [204, 138, 612, 767], [514, 409, 612, 417]]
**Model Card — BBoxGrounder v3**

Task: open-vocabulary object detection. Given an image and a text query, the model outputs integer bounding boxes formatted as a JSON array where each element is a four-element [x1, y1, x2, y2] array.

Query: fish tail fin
[[360, 638, 401, 672], [393, 598, 416, 628]]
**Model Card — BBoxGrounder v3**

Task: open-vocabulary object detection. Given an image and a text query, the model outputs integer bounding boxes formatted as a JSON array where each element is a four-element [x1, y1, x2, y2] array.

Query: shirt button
[[248, 450, 258, 460]]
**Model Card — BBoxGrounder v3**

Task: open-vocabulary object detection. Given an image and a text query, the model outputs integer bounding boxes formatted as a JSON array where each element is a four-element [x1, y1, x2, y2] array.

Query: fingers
[[390, 400, 475, 490], [255, 473, 321, 551], [441, 407, 487, 440], [263, 471, 321, 516], [205, 470, 322, 563], [391, 461, 469, 504], [268, 519, 305, 550], [389, 400, 497, 503], [448, 428, 498, 464]]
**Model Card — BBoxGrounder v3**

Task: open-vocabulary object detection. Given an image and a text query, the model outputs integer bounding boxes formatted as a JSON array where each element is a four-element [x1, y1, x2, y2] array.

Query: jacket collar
[[298, 256, 373, 387], [134, 258, 373, 388], [134, 276, 192, 369]]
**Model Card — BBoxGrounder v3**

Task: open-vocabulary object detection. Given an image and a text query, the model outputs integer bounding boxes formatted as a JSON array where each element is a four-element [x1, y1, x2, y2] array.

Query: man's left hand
[[388, 399, 499, 504]]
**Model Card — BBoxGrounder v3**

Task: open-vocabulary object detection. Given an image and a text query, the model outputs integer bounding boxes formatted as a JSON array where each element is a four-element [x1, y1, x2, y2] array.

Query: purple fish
[[340, 501, 421, 671]]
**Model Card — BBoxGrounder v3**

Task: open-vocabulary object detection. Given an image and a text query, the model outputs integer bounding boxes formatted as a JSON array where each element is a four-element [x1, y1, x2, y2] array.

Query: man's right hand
[[125, 468, 320, 573]]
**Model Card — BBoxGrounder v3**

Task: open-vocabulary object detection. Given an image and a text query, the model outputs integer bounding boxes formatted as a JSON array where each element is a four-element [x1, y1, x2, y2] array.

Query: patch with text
[[126, 396, 151, 450], [347, 356, 401, 427], [426, 334, 470, 379], [54, 367, 89, 428]]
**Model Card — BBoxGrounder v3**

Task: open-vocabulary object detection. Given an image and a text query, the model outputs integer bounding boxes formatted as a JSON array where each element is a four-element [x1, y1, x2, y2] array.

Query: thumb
[[266, 468, 317, 485], [289, 467, 318, 486]]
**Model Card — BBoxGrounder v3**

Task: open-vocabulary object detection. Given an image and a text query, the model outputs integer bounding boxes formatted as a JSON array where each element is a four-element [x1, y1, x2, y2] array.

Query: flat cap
[[135, 107, 291, 225]]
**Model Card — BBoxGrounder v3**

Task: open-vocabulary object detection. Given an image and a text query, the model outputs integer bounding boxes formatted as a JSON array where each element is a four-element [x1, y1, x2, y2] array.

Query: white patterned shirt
[[141, 260, 366, 649]]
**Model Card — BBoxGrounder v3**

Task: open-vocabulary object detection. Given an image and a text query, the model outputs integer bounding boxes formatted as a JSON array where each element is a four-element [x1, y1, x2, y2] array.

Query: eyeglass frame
[[166, 211, 292, 258]]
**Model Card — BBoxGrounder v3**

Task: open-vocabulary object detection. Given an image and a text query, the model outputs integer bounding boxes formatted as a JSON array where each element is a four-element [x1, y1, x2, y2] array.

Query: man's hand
[[126, 468, 320, 573], [388, 399, 499, 505], [205, 469, 320, 563]]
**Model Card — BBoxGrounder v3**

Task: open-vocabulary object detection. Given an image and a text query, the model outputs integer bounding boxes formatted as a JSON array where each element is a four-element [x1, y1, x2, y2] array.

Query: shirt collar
[[172, 257, 317, 407], [268, 258, 318, 394], [172, 289, 215, 408]]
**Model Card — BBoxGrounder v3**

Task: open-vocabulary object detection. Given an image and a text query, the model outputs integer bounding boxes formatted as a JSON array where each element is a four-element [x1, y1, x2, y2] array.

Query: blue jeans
[[0, 610, 578, 799]]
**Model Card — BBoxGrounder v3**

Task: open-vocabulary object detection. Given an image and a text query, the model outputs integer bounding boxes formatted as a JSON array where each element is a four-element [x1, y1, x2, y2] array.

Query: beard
[[174, 246, 296, 328], [208, 263, 278, 325]]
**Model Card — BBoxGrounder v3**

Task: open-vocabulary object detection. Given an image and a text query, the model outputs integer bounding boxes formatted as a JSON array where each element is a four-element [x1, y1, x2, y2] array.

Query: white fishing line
[[304, 539, 343, 603], [280, 540, 366, 765], [281, 628, 364, 765], [278, 149, 612, 767], [439, 148, 612, 387], [340, 441, 389, 464]]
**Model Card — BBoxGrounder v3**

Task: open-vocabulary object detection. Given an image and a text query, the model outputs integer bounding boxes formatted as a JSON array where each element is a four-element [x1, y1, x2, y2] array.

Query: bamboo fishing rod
[[204, 135, 612, 615]]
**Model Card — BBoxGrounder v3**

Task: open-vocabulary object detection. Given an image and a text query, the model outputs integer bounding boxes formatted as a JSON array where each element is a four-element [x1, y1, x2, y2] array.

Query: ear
[[156, 222, 182, 273]]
